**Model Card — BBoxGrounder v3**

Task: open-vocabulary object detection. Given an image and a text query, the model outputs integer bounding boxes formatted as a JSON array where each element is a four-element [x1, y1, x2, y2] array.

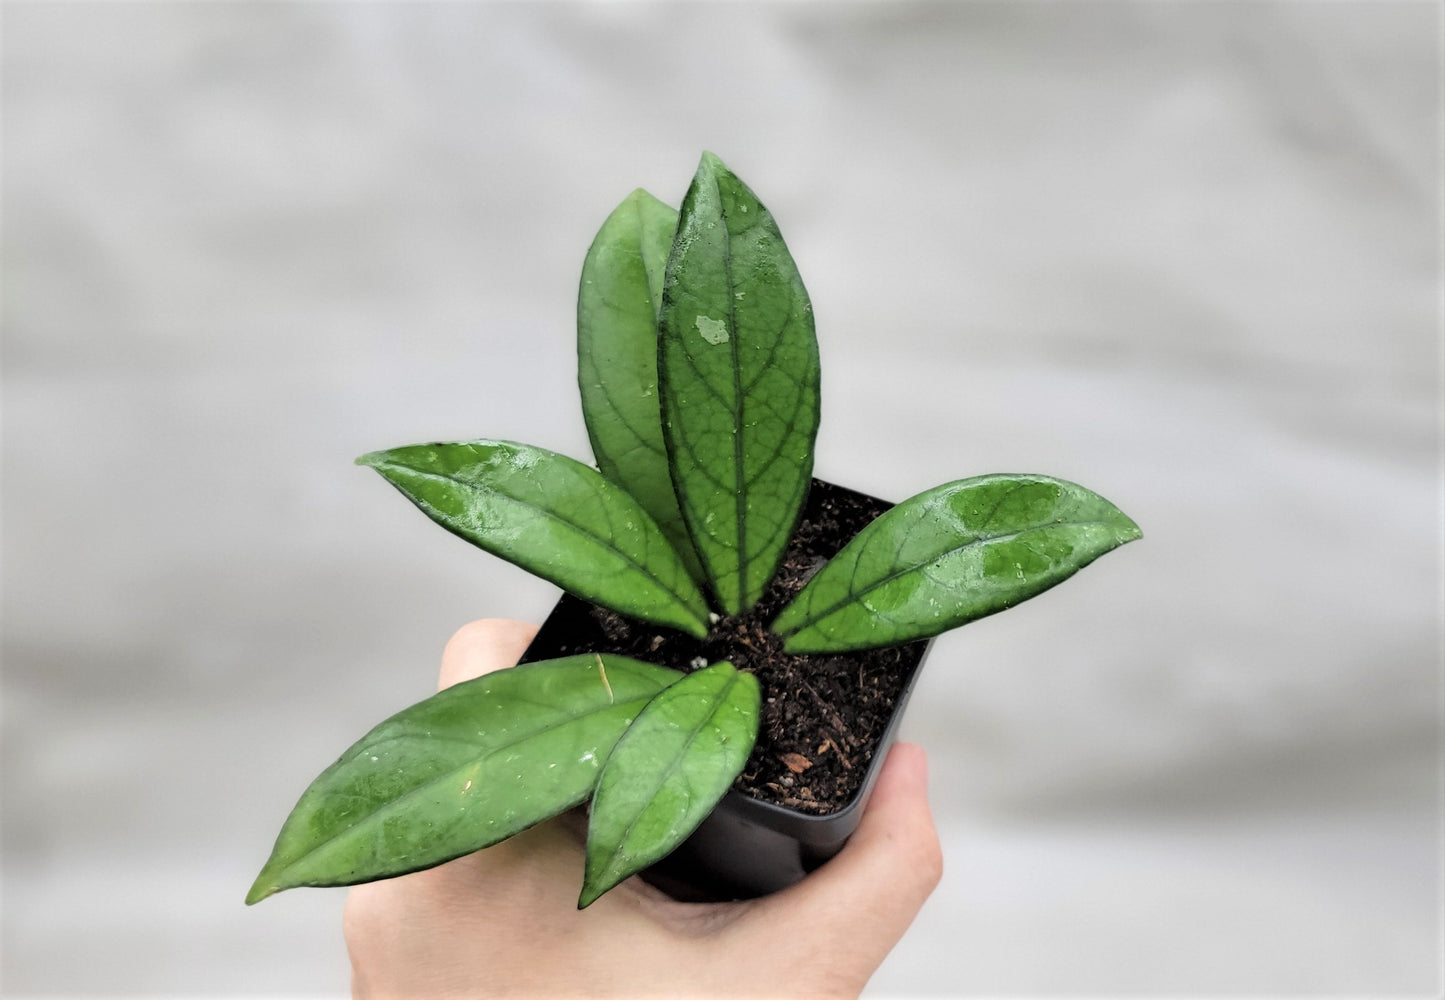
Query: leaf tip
[[623, 186, 661, 208], [1111, 510, 1143, 545], [245, 873, 279, 906], [354, 450, 386, 470], [697, 151, 736, 187], [576, 879, 608, 910]]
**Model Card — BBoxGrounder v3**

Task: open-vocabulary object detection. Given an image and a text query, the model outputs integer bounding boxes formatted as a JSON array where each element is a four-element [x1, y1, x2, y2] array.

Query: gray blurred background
[[2, 2, 1440, 996]]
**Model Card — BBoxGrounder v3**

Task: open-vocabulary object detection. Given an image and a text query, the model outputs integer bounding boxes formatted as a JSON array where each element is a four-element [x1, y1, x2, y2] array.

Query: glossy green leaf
[[358, 441, 710, 638], [772, 475, 1142, 653], [579, 661, 760, 908], [658, 152, 821, 615], [247, 655, 682, 903], [577, 190, 704, 582]]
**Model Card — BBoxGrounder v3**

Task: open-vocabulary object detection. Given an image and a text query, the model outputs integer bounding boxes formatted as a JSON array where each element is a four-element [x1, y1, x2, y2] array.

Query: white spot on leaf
[[695, 315, 729, 345]]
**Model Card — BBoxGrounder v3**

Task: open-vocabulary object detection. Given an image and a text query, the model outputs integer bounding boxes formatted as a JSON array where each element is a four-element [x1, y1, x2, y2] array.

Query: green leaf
[[658, 152, 821, 615], [579, 661, 760, 908], [358, 440, 710, 638], [247, 655, 681, 904], [578, 190, 704, 582], [772, 475, 1142, 653]]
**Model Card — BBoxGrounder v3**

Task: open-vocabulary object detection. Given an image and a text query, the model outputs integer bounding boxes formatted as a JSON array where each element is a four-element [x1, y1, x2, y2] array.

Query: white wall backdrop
[[2, 2, 1440, 996]]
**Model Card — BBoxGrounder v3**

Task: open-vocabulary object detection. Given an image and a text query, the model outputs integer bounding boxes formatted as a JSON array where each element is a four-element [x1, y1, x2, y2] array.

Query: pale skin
[[344, 619, 942, 999]]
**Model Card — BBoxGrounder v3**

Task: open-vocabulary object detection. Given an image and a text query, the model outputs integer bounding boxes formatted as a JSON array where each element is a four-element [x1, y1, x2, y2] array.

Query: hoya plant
[[248, 152, 1140, 910]]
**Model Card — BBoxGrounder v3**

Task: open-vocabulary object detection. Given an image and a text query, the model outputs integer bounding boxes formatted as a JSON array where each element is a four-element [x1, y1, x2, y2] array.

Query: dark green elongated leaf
[[579, 661, 760, 908], [658, 152, 821, 615], [578, 190, 704, 582], [358, 441, 710, 638], [247, 655, 681, 904], [772, 475, 1142, 653]]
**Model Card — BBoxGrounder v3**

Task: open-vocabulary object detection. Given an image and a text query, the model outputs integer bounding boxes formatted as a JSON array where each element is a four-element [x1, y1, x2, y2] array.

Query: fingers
[[736, 742, 941, 975], [438, 619, 539, 690]]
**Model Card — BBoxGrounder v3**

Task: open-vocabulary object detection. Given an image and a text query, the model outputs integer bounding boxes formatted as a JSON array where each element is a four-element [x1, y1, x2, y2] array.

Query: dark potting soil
[[519, 479, 928, 815]]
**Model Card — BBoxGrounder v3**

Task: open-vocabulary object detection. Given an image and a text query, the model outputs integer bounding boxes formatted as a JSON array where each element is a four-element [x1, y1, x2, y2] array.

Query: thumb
[[437, 618, 539, 690], [739, 742, 942, 974]]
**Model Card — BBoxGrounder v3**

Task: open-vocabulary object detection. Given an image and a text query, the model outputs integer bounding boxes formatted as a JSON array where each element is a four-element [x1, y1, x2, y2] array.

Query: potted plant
[[247, 152, 1140, 910]]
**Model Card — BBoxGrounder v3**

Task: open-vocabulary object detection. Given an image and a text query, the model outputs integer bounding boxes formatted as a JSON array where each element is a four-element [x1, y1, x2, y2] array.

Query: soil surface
[[520, 479, 928, 814]]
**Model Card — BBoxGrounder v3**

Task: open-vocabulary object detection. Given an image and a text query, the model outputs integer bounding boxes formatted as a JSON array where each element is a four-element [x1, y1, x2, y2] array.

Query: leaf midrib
[[600, 670, 741, 870], [587, 195, 673, 472], [379, 460, 702, 625], [718, 174, 749, 610], [780, 517, 1124, 635], [634, 193, 667, 320], [272, 693, 656, 883]]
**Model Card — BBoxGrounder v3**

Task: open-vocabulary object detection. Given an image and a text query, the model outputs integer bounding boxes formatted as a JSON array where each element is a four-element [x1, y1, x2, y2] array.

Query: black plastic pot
[[518, 479, 933, 902], [638, 638, 930, 902]]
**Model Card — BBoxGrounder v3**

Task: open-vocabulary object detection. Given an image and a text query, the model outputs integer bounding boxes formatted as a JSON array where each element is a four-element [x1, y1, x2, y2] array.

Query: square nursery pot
[[518, 478, 932, 902]]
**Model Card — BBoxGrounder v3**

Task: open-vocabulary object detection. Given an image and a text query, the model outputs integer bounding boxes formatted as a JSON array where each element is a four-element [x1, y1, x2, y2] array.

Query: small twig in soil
[[820, 734, 853, 770], [796, 675, 859, 749]]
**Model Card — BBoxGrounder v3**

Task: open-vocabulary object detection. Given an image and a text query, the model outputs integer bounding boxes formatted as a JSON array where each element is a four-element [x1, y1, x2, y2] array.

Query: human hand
[[343, 619, 941, 999]]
